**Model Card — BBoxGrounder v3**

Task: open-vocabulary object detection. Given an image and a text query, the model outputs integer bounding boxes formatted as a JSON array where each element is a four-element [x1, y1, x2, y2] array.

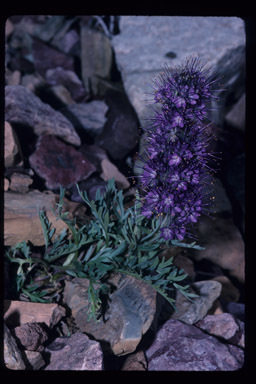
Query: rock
[[5, 69, 21, 86], [81, 26, 113, 96], [45, 67, 87, 102], [33, 15, 77, 52], [112, 16, 245, 127], [172, 280, 222, 324], [63, 273, 157, 356], [4, 189, 75, 246], [53, 28, 80, 55], [47, 84, 74, 105], [9, 172, 33, 193], [70, 176, 108, 203], [4, 323, 26, 370], [211, 177, 233, 214], [6, 28, 34, 73], [32, 37, 75, 77], [5, 85, 81, 146], [212, 275, 240, 302], [4, 300, 66, 329], [145, 318, 244, 371], [95, 91, 139, 160], [24, 350, 45, 370], [21, 72, 45, 93], [5, 18, 14, 37], [173, 253, 196, 281], [44, 332, 103, 370], [195, 313, 244, 348], [225, 153, 245, 234], [224, 302, 245, 322], [29, 135, 96, 190], [100, 158, 130, 189], [225, 93, 245, 131], [190, 214, 245, 284], [13, 322, 48, 351], [4, 121, 23, 168], [61, 100, 108, 136], [4, 178, 10, 191], [122, 350, 147, 371], [79, 143, 109, 172]]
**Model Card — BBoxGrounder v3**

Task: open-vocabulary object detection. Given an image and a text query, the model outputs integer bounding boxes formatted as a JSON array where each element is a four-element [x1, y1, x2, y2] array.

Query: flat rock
[[29, 135, 96, 190], [44, 332, 103, 370], [195, 313, 244, 348], [145, 318, 244, 371], [112, 16, 245, 126], [13, 322, 48, 351], [61, 100, 108, 136], [4, 300, 66, 329], [190, 214, 245, 284], [4, 189, 75, 246], [5, 85, 81, 146], [63, 273, 157, 356], [4, 121, 23, 167], [4, 323, 26, 370], [172, 280, 222, 324]]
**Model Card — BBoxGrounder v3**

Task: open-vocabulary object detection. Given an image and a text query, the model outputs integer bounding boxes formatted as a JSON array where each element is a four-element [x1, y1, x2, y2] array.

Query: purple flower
[[169, 154, 181, 166], [139, 55, 220, 242]]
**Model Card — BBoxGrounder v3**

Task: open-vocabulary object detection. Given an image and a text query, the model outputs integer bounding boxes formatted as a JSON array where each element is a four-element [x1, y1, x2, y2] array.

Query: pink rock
[[14, 322, 48, 351], [195, 313, 244, 348], [4, 300, 65, 329], [29, 135, 96, 190]]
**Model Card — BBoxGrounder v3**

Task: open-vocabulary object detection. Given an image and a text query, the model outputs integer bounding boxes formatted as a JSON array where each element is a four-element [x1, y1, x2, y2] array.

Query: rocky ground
[[4, 16, 245, 371]]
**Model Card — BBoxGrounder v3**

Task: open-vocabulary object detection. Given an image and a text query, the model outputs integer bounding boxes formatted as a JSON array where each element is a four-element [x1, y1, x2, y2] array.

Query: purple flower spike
[[139, 55, 220, 242]]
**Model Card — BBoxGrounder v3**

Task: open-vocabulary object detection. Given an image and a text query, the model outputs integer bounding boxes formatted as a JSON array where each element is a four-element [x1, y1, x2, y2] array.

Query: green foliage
[[5, 179, 200, 320]]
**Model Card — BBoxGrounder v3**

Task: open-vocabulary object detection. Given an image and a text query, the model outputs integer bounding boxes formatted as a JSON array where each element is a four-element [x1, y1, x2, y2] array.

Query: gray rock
[[61, 100, 108, 136], [95, 91, 139, 159], [63, 273, 156, 356], [225, 93, 245, 131], [4, 323, 26, 370], [44, 332, 103, 370], [5, 85, 81, 146], [46, 67, 87, 102], [112, 16, 245, 126], [226, 153, 245, 234], [81, 26, 113, 96], [195, 313, 244, 348], [211, 177, 233, 214], [24, 350, 45, 370], [172, 280, 222, 324], [145, 319, 244, 371]]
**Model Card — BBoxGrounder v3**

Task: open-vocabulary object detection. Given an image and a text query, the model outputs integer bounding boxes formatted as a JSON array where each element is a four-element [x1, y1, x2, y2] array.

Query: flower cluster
[[139, 55, 220, 241]]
